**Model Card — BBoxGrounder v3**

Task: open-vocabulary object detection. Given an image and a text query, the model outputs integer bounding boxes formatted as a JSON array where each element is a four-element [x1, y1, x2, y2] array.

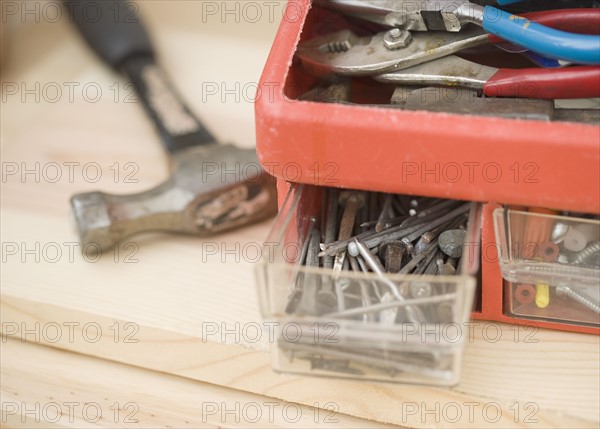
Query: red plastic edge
[[255, 0, 600, 214]]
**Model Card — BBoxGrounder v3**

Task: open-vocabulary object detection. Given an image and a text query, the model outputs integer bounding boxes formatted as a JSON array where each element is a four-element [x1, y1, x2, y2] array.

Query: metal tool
[[298, 8, 600, 77], [67, 0, 277, 250], [316, 1, 600, 64], [389, 86, 600, 124], [375, 55, 600, 99], [297, 27, 488, 76]]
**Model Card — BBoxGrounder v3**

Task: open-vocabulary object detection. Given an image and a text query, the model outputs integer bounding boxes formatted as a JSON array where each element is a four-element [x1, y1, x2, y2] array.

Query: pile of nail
[[278, 189, 473, 379]]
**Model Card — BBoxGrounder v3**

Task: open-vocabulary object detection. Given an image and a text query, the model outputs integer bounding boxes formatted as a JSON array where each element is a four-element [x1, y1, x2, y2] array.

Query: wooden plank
[[2, 296, 599, 428], [1, 339, 394, 428]]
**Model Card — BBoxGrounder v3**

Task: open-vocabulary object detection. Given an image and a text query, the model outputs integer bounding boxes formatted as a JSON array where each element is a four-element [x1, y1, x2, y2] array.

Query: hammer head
[[70, 144, 278, 250]]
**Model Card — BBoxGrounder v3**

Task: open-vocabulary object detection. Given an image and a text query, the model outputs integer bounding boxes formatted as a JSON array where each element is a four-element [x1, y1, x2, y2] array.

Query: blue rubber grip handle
[[496, 0, 523, 4], [483, 6, 600, 65]]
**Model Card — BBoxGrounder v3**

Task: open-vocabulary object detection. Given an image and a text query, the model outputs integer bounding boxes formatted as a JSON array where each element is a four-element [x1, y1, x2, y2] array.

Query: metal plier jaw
[[315, 0, 485, 32], [297, 27, 488, 76]]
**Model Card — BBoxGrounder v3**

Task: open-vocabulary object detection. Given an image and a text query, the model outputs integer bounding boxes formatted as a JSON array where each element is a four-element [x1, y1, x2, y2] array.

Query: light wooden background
[[1, 1, 599, 428]]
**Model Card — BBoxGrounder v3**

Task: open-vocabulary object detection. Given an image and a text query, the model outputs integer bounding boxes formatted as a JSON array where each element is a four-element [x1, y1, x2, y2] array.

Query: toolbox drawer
[[255, 0, 600, 213], [255, 184, 482, 385], [493, 208, 600, 327]]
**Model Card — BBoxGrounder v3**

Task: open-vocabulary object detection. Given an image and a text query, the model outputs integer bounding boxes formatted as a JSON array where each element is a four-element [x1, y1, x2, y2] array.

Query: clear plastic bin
[[255, 184, 482, 385], [493, 208, 600, 327]]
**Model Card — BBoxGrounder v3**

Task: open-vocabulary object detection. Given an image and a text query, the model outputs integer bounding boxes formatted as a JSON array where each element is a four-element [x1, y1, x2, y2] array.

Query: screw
[[556, 286, 600, 314], [551, 222, 569, 244], [572, 241, 600, 265], [563, 225, 596, 252]]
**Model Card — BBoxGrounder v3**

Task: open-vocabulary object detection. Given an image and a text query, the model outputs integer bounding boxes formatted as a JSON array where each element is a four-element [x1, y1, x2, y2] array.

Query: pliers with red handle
[[297, 9, 600, 98], [374, 56, 600, 100], [375, 9, 600, 99]]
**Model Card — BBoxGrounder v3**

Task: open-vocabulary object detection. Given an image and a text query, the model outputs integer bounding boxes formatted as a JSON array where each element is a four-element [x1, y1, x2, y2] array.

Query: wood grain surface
[[1, 339, 396, 428]]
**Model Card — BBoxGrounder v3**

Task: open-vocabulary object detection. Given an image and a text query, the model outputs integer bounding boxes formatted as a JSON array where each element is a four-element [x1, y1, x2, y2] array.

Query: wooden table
[[1, 2, 599, 428]]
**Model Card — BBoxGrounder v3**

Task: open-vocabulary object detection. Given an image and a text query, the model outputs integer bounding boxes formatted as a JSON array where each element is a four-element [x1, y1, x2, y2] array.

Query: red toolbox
[[255, 0, 600, 382]]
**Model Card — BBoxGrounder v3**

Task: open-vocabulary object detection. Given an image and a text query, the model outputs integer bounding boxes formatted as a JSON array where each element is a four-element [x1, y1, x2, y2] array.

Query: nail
[[296, 228, 321, 315], [379, 240, 406, 273], [376, 194, 394, 233], [286, 220, 316, 313], [355, 255, 383, 301], [355, 203, 471, 254], [322, 204, 453, 258], [309, 356, 364, 375], [333, 191, 366, 267], [338, 191, 366, 241], [353, 238, 428, 323], [398, 240, 438, 274], [438, 229, 467, 258], [413, 245, 438, 275], [348, 254, 374, 321], [351, 238, 403, 300], [325, 293, 457, 318], [322, 188, 339, 270]]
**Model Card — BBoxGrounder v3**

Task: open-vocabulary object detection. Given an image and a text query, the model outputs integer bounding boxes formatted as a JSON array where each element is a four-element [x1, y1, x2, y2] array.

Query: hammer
[[66, 0, 277, 250]]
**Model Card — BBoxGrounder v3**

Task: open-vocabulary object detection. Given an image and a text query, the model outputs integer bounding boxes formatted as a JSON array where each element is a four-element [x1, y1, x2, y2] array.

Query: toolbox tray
[[255, 0, 600, 213], [255, 183, 482, 385]]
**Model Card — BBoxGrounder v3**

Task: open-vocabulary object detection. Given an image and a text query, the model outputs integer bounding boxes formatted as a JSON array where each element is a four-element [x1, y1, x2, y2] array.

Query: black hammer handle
[[65, 0, 216, 152]]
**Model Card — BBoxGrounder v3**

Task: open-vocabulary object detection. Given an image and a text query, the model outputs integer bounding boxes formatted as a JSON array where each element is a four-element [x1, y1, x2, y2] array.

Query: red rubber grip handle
[[488, 9, 600, 44], [483, 66, 600, 99]]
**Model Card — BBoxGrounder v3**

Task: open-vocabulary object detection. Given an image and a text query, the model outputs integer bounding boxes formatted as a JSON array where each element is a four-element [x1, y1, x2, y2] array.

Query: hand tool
[[375, 55, 600, 99], [297, 26, 488, 77], [389, 86, 600, 123], [316, 1, 600, 64], [66, 0, 277, 250], [297, 9, 600, 77]]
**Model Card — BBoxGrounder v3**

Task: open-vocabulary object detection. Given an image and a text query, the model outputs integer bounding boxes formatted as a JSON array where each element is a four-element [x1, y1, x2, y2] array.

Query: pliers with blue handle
[[297, 8, 600, 99], [316, 0, 600, 65]]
